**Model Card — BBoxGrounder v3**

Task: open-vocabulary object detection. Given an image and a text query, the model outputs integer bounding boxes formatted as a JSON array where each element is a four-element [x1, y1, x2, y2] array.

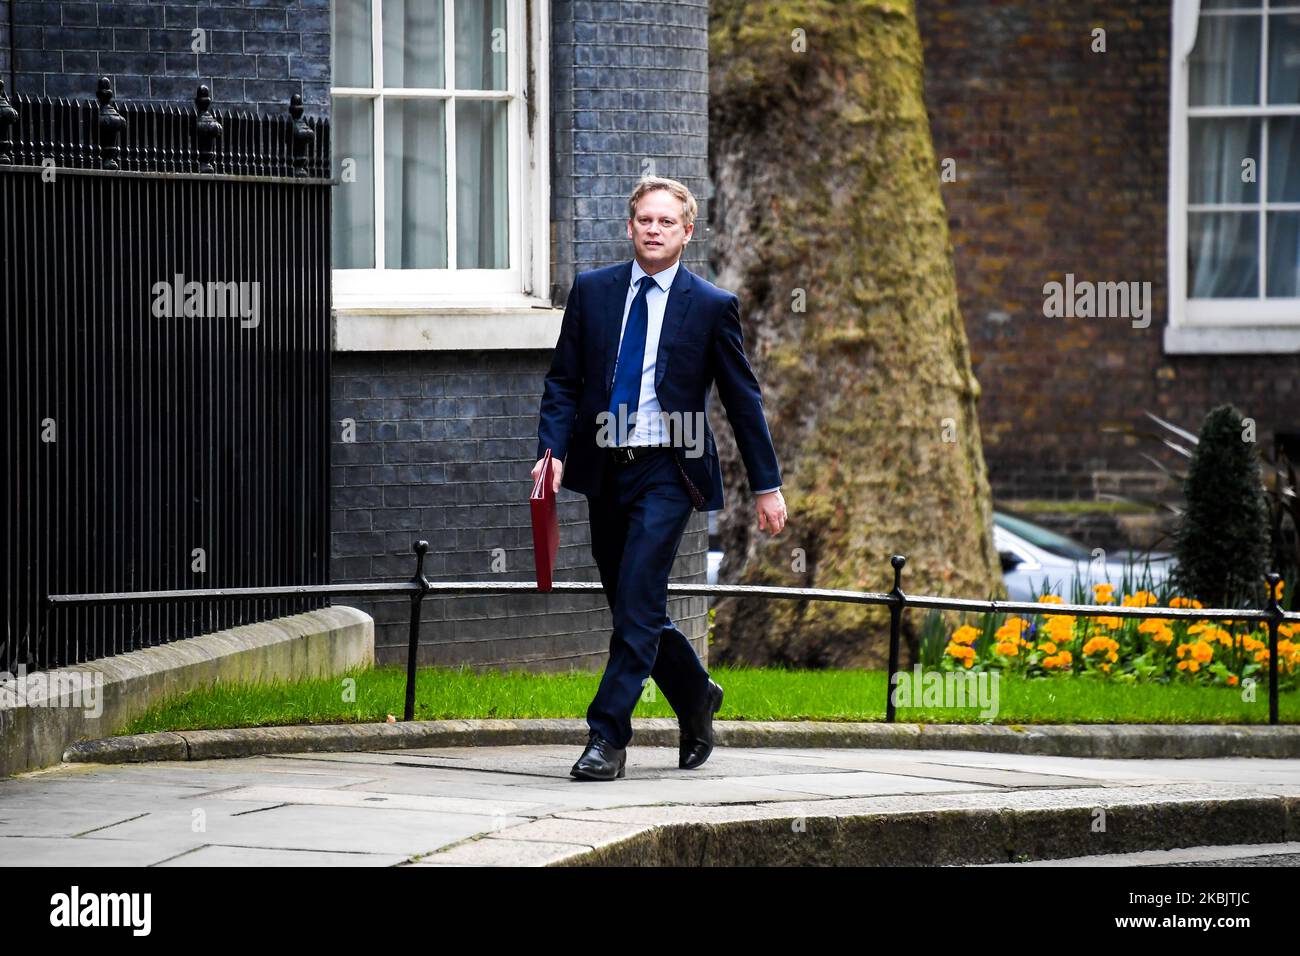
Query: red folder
[[530, 448, 559, 591]]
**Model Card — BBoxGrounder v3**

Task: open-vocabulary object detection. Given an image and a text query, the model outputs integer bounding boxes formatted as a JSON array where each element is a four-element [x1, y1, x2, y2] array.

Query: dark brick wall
[[1, 5, 10, 78], [5, 0, 330, 115], [550, 0, 713, 298], [330, 351, 710, 668], [916, 1, 1298, 505]]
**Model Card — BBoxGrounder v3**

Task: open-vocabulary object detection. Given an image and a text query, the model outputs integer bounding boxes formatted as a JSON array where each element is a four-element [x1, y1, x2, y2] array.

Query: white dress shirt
[[611, 257, 676, 447]]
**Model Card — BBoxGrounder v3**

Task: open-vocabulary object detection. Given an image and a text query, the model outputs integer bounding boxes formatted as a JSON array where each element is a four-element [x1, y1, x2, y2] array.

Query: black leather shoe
[[570, 731, 627, 781], [679, 679, 724, 770]]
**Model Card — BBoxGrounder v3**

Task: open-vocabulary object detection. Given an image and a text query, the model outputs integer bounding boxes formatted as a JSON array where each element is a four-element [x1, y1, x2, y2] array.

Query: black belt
[[607, 444, 673, 465]]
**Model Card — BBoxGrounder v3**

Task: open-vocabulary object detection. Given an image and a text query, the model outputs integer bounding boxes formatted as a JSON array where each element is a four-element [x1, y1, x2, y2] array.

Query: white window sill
[[1164, 324, 1300, 354], [333, 303, 564, 351]]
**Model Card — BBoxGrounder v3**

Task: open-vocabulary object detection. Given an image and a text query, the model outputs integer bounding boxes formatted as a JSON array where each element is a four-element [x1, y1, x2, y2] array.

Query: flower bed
[[940, 582, 1299, 690]]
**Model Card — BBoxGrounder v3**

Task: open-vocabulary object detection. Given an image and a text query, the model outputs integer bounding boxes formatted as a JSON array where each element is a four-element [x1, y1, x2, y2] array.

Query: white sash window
[[330, 0, 552, 324], [1169, 0, 1300, 351]]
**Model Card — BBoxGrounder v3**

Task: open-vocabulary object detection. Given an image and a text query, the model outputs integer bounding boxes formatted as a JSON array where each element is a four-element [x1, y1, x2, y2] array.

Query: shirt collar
[[631, 257, 679, 293]]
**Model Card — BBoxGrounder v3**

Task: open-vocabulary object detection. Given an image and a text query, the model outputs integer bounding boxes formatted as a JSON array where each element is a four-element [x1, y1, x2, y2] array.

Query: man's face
[[627, 189, 692, 272]]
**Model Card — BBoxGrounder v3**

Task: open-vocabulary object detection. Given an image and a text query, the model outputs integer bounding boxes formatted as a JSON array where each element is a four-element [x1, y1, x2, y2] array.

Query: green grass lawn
[[115, 664, 1300, 736]]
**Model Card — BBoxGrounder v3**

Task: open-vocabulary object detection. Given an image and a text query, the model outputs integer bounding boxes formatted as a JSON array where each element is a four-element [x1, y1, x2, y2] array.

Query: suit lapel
[[602, 261, 633, 397], [654, 263, 694, 390]]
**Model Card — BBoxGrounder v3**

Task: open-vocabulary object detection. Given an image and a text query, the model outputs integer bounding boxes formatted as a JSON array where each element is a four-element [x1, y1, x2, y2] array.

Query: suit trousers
[[585, 448, 711, 749]]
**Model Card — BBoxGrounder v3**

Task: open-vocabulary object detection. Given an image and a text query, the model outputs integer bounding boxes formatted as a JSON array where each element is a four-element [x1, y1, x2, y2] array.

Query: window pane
[[383, 0, 445, 88], [1189, 212, 1259, 297], [1266, 213, 1300, 296], [1189, 15, 1262, 106], [456, 99, 509, 269], [332, 0, 372, 88], [455, 0, 508, 91], [1201, 0, 1259, 8], [1267, 117, 1300, 202], [1269, 15, 1300, 104], [332, 97, 375, 269], [385, 99, 448, 269], [1189, 117, 1261, 203]]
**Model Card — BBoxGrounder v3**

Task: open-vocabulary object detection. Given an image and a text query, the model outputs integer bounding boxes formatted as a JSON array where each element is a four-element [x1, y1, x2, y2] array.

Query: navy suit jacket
[[536, 259, 782, 512]]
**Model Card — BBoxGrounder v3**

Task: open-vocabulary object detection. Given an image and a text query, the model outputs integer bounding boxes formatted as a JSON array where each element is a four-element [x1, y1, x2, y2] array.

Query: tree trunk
[[707, 0, 1003, 669]]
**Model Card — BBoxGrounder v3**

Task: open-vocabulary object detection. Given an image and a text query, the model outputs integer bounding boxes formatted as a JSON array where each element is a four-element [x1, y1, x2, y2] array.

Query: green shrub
[[1172, 405, 1270, 607]]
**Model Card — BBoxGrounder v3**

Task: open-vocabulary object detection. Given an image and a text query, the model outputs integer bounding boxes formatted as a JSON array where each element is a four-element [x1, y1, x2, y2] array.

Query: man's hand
[[756, 489, 787, 536], [532, 456, 563, 495]]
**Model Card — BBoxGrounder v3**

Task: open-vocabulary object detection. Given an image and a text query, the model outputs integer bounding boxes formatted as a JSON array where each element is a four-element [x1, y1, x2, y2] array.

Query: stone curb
[[410, 790, 1300, 866], [3, 605, 374, 777], [62, 719, 1300, 764]]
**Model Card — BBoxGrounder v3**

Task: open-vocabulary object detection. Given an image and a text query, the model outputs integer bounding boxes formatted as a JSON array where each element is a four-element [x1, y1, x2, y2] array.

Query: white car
[[994, 511, 1175, 603]]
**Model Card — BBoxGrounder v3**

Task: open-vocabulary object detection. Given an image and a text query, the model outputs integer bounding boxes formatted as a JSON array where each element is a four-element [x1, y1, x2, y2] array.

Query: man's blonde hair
[[627, 176, 697, 229]]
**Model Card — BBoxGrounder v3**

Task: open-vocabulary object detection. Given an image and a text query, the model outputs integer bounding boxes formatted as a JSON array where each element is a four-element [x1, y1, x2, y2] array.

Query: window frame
[[1167, 0, 1300, 353], [330, 0, 551, 313]]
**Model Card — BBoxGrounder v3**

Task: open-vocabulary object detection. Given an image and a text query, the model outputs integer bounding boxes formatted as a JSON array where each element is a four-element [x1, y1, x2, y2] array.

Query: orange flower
[[1043, 650, 1073, 669], [1177, 641, 1214, 664], [1121, 591, 1158, 608], [1043, 615, 1075, 642], [1093, 583, 1115, 605], [946, 642, 976, 667], [995, 617, 1031, 643], [950, 625, 980, 646], [1083, 635, 1119, 657]]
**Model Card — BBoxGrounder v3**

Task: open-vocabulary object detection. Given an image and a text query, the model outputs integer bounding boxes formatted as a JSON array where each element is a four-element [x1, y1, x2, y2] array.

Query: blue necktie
[[608, 275, 655, 446]]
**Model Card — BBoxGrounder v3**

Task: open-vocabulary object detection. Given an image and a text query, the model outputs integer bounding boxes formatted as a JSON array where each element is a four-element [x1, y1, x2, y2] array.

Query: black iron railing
[[46, 544, 1300, 726], [0, 77, 330, 178], [4, 80, 332, 675]]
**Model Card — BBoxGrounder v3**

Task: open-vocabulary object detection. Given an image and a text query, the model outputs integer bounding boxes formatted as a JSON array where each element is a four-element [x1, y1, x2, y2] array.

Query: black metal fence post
[[0, 80, 17, 165], [1266, 572, 1283, 725], [885, 554, 907, 723], [290, 93, 314, 177], [194, 84, 222, 174], [95, 77, 125, 170], [404, 540, 431, 721]]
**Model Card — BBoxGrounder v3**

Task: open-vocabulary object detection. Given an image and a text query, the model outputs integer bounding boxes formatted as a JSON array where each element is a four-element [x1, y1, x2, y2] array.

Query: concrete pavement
[[3, 744, 1299, 866]]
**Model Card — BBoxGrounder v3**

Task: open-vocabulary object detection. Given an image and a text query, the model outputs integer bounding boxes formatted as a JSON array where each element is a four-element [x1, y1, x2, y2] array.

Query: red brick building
[[916, 0, 1299, 549]]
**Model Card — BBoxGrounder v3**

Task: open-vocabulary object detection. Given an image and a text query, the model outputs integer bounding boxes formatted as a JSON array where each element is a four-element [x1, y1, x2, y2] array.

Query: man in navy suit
[[533, 176, 787, 781]]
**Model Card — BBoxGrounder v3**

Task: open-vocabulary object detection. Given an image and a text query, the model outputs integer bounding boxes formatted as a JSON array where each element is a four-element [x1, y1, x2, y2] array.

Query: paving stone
[[712, 771, 999, 798], [485, 817, 651, 848], [0, 836, 202, 867], [412, 837, 592, 867], [85, 803, 524, 857], [156, 845, 411, 867], [209, 785, 551, 818]]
